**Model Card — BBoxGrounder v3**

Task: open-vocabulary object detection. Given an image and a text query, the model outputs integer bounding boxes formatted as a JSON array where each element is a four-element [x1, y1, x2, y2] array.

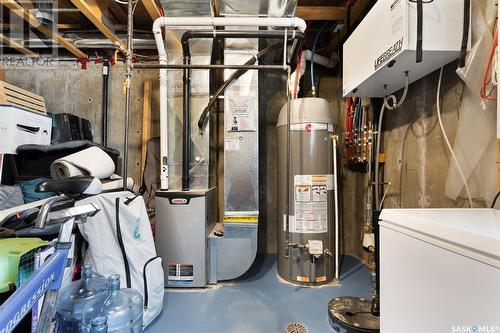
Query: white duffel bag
[[76, 191, 164, 328]]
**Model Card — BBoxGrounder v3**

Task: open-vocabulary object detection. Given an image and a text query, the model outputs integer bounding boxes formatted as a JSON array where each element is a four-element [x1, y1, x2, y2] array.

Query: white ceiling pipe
[[153, 16, 306, 190], [289, 50, 339, 96], [152, 17, 307, 34]]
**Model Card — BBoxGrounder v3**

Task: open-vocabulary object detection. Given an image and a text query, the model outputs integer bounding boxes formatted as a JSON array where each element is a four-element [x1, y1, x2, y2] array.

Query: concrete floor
[[146, 254, 372, 333]]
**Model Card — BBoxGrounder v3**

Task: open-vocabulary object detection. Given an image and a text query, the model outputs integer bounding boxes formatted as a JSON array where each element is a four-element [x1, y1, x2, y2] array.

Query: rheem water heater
[[277, 97, 336, 285]]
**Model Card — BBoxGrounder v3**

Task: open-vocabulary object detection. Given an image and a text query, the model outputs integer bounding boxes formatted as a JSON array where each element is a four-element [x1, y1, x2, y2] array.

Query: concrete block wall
[[5, 62, 161, 184], [5, 61, 493, 260]]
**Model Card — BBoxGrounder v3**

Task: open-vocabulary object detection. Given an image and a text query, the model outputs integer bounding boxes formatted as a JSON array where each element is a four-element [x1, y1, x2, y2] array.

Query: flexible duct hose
[[197, 43, 283, 133]]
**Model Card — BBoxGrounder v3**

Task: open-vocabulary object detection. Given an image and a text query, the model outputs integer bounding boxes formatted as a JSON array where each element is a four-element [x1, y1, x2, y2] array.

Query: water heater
[[277, 98, 335, 285]]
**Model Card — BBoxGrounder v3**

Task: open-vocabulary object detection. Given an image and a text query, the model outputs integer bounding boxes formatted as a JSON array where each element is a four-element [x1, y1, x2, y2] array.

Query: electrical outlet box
[[343, 0, 468, 97], [307, 240, 323, 256]]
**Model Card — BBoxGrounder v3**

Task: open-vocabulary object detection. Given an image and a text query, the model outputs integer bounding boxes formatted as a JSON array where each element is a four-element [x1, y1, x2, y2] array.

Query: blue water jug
[[82, 274, 143, 333], [90, 316, 108, 333], [55, 264, 108, 332]]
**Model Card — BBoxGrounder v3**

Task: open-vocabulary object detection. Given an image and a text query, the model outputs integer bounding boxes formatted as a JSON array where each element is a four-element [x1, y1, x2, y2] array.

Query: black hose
[[181, 30, 304, 133], [199, 42, 303, 131], [182, 53, 191, 191], [180, 29, 304, 191], [198, 43, 282, 132]]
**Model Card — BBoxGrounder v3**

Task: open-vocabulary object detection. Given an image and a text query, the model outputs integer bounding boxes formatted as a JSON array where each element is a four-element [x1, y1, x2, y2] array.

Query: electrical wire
[[345, 97, 353, 157], [374, 74, 409, 209], [345, 98, 351, 132], [384, 72, 409, 111], [353, 99, 358, 131], [436, 67, 474, 207], [310, 21, 330, 97], [291, 24, 308, 99], [354, 100, 358, 130], [491, 191, 500, 208], [481, 31, 498, 101], [358, 99, 363, 130], [355, 100, 361, 130], [293, 49, 303, 99], [379, 182, 392, 209], [374, 102, 387, 210], [492, 42, 498, 86]]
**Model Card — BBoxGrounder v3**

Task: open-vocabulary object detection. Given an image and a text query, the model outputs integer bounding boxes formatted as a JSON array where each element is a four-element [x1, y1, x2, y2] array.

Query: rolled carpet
[[50, 146, 115, 180]]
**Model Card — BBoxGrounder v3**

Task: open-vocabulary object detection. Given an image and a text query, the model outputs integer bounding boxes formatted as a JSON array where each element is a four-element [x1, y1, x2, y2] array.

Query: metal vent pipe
[[151, 16, 307, 190]]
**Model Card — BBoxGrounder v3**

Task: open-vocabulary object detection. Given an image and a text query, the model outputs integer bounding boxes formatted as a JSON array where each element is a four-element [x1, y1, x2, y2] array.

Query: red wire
[[481, 31, 498, 101], [346, 97, 352, 133], [346, 97, 354, 161], [292, 23, 308, 99]]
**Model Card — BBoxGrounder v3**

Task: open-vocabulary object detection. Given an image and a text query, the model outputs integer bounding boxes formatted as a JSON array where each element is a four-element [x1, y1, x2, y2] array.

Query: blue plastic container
[[82, 274, 143, 333], [55, 264, 108, 333], [90, 316, 108, 333]]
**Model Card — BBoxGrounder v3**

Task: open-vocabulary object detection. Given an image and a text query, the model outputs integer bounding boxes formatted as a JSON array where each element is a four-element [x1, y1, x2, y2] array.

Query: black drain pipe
[[102, 58, 110, 147], [371, 210, 381, 317], [180, 30, 304, 191], [182, 51, 191, 191]]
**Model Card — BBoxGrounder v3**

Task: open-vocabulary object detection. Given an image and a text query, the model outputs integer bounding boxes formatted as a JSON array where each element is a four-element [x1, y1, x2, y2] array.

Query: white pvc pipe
[[333, 136, 339, 280], [289, 50, 339, 96], [153, 16, 306, 190], [152, 17, 307, 33]]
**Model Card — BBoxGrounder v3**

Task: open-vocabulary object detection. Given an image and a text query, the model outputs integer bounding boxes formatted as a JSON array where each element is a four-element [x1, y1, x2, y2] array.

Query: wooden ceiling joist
[[326, 0, 370, 52], [16, 0, 33, 9], [296, 6, 347, 21], [0, 0, 87, 58], [0, 32, 38, 57], [141, 0, 162, 20], [69, 0, 127, 52], [1, 23, 85, 30]]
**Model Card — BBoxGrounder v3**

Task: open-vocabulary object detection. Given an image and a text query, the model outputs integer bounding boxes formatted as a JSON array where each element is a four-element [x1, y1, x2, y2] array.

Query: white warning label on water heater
[[293, 175, 330, 233]]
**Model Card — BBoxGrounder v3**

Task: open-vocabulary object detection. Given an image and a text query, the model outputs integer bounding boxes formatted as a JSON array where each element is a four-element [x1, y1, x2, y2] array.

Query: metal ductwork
[[152, 15, 306, 287], [35, 0, 55, 26], [159, 0, 298, 17], [159, 0, 213, 17], [215, 0, 298, 17]]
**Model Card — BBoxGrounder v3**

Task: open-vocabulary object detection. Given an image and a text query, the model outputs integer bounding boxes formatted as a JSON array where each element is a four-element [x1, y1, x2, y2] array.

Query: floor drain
[[285, 322, 308, 333]]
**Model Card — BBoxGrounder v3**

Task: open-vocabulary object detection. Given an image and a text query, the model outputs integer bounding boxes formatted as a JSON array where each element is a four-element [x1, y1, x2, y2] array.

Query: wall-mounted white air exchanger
[[343, 0, 468, 97]]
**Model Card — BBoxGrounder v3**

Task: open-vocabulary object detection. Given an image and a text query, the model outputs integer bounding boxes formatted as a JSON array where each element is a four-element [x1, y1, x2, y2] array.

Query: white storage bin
[[379, 209, 500, 333], [0, 105, 52, 154]]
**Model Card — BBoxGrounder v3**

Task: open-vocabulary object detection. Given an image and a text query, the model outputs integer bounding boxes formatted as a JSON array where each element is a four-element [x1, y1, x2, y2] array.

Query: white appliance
[[0, 105, 52, 154], [379, 209, 500, 333], [343, 0, 467, 97]]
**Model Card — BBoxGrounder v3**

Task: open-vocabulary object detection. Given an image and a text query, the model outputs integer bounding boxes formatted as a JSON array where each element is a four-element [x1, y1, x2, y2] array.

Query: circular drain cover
[[285, 322, 308, 333], [328, 297, 380, 333]]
